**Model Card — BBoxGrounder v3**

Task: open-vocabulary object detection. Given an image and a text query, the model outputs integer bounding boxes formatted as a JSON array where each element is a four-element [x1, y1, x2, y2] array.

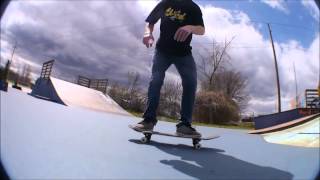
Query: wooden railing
[[40, 60, 55, 79]]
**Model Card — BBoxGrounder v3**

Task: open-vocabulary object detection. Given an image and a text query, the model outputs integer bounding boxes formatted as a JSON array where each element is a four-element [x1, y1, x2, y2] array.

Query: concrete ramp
[[262, 117, 320, 147], [2, 89, 319, 179], [249, 114, 320, 148], [31, 77, 130, 116], [249, 113, 319, 134]]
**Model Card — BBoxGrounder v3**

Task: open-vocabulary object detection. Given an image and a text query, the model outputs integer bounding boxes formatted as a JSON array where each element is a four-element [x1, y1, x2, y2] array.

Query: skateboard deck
[[129, 124, 220, 149]]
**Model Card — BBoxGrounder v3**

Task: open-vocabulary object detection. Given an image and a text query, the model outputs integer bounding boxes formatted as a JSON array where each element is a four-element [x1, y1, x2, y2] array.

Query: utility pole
[[10, 41, 17, 62], [318, 15, 320, 98], [267, 23, 281, 113]]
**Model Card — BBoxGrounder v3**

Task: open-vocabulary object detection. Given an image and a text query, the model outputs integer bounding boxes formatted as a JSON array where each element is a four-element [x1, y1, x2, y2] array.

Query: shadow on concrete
[[0, 160, 9, 180], [129, 139, 293, 180]]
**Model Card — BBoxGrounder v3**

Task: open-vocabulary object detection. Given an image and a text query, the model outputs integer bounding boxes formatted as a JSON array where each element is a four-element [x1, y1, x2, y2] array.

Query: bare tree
[[0, 60, 11, 81], [126, 71, 145, 112], [108, 82, 123, 104], [214, 70, 250, 112], [159, 79, 183, 118], [198, 37, 235, 90], [20, 64, 32, 86], [161, 79, 182, 104], [195, 36, 250, 122], [107, 72, 145, 113], [127, 71, 140, 96]]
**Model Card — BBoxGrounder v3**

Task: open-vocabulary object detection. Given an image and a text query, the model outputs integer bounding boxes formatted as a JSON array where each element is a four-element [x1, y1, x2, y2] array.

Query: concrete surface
[[263, 117, 320, 148], [1, 88, 319, 179]]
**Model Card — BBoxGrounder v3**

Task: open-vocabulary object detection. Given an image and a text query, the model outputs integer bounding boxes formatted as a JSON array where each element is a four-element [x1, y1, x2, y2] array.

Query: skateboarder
[[133, 0, 205, 136]]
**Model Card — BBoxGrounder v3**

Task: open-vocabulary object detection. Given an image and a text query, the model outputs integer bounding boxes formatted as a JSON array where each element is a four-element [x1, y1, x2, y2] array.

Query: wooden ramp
[[249, 113, 319, 134], [31, 77, 131, 116]]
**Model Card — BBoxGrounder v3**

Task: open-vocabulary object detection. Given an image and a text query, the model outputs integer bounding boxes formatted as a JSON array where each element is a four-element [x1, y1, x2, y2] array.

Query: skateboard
[[129, 125, 220, 149]]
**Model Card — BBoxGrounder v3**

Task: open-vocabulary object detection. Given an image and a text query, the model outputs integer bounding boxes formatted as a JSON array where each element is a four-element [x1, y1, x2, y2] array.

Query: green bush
[[193, 91, 240, 124]]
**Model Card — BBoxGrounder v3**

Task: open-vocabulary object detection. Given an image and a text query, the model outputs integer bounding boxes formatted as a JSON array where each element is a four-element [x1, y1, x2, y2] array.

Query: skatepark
[[1, 75, 319, 179], [1, 1, 319, 179]]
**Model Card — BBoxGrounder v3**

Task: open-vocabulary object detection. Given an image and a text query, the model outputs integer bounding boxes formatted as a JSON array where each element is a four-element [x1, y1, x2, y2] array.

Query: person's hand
[[143, 34, 154, 48], [174, 25, 193, 42]]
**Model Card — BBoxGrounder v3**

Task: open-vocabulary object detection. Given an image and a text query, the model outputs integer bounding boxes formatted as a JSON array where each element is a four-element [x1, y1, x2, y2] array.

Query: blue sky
[[0, 0, 319, 114], [196, 0, 318, 48]]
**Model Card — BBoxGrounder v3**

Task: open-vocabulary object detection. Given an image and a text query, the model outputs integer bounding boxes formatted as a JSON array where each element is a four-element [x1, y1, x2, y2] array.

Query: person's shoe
[[132, 119, 156, 132], [176, 122, 201, 137]]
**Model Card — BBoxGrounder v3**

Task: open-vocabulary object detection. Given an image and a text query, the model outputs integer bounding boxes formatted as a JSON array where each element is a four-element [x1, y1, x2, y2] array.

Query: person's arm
[[143, 23, 155, 48], [144, 23, 155, 36], [143, 1, 165, 48], [189, 25, 205, 35], [174, 25, 205, 42], [174, 4, 205, 42]]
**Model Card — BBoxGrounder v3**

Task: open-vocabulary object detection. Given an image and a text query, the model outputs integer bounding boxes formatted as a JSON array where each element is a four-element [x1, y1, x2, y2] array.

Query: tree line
[[108, 38, 249, 124], [1, 38, 249, 124], [0, 60, 33, 88]]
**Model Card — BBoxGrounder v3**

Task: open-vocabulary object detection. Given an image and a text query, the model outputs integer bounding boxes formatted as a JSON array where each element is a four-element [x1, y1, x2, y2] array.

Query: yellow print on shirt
[[165, 7, 186, 22]]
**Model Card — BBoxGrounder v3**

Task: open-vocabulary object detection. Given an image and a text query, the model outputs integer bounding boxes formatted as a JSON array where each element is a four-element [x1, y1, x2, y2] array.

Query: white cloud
[[1, 0, 318, 115], [301, 0, 320, 22], [197, 4, 318, 114], [277, 34, 319, 108], [261, 0, 290, 14]]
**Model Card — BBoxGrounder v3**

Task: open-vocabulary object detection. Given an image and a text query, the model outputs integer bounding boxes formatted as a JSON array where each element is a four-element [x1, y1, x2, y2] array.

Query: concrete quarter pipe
[[31, 77, 130, 116], [250, 114, 320, 147]]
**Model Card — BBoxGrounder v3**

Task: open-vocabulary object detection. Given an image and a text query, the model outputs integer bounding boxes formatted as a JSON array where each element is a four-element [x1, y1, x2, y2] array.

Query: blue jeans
[[143, 50, 197, 125]]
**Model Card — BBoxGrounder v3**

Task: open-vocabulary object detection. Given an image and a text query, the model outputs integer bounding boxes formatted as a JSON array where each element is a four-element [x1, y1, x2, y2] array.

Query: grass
[[128, 111, 254, 130]]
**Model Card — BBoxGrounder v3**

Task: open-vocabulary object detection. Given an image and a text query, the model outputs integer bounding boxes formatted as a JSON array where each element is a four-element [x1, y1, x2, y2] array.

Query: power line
[[249, 20, 316, 32]]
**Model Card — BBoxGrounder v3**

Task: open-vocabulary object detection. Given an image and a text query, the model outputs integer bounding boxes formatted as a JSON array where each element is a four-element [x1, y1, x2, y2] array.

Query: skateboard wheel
[[192, 138, 201, 145], [194, 144, 201, 149], [141, 137, 148, 143]]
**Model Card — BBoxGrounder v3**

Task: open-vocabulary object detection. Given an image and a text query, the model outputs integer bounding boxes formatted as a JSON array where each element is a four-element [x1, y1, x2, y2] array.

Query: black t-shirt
[[146, 0, 204, 56]]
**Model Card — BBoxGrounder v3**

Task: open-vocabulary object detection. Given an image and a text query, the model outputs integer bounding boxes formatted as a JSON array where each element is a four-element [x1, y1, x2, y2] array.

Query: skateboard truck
[[141, 132, 152, 143], [192, 138, 201, 149]]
